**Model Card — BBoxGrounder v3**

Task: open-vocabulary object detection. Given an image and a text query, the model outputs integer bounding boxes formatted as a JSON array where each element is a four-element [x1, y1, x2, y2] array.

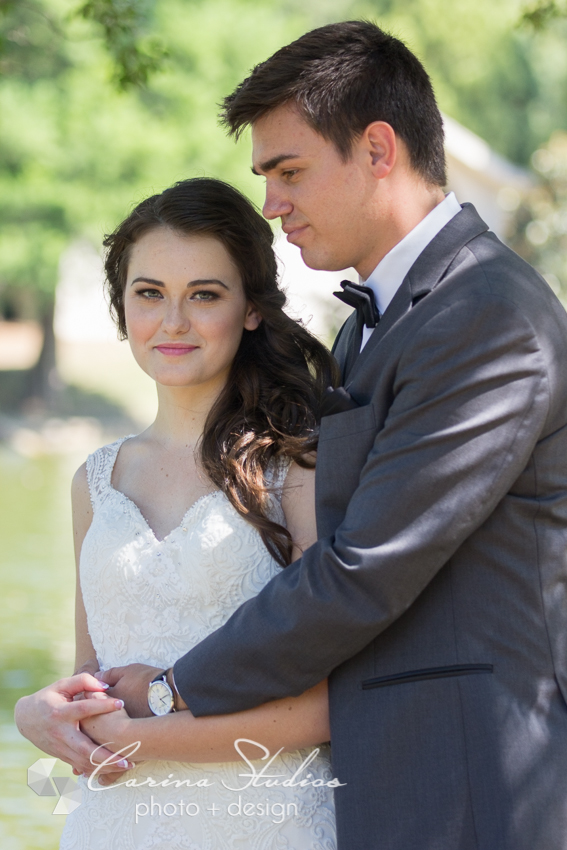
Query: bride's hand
[[80, 700, 135, 786], [81, 700, 131, 744], [14, 673, 131, 777]]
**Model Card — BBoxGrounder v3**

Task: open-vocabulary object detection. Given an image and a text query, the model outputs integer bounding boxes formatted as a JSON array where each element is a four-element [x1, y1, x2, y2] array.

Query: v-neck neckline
[[108, 436, 221, 544]]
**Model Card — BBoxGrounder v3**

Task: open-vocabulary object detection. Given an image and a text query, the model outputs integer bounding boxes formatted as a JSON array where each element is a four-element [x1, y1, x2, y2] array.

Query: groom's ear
[[357, 121, 397, 180]]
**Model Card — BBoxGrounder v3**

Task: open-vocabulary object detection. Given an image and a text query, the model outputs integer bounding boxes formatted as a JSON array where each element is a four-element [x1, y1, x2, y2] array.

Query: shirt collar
[[361, 192, 462, 316]]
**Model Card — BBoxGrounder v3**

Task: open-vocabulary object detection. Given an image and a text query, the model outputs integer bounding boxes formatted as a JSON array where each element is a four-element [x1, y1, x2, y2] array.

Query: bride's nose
[[161, 298, 191, 335]]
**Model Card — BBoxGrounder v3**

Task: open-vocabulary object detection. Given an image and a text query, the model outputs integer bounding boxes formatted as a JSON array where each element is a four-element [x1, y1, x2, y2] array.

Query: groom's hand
[[97, 664, 161, 718]]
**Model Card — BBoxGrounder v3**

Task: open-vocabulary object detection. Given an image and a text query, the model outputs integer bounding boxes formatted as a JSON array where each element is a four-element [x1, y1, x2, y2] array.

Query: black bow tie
[[333, 280, 380, 331]]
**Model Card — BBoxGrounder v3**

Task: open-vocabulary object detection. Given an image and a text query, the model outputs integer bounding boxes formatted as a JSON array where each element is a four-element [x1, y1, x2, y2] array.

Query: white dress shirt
[[360, 192, 462, 350]]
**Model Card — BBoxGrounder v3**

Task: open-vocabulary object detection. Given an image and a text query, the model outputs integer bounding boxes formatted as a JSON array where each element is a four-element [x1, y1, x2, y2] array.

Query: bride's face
[[123, 227, 261, 391]]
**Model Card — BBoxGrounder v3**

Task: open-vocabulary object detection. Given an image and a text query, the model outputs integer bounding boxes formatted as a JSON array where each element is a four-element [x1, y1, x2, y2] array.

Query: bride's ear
[[244, 303, 262, 331]]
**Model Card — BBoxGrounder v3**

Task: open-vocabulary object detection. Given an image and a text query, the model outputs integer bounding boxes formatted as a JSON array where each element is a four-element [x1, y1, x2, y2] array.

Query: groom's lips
[[283, 224, 309, 244]]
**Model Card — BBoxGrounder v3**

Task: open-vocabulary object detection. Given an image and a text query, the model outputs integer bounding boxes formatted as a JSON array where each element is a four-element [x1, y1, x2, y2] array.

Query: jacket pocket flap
[[361, 663, 493, 689], [319, 403, 376, 441]]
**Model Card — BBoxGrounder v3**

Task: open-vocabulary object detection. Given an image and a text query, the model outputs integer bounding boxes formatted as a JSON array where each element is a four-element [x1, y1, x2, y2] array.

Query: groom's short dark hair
[[221, 20, 446, 186]]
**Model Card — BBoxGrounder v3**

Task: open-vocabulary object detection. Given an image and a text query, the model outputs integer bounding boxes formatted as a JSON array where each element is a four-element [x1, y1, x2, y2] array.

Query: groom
[[19, 21, 567, 850]]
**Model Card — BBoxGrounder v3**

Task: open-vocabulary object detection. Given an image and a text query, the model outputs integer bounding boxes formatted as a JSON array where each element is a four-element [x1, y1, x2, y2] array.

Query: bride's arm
[[13, 463, 129, 777], [281, 457, 318, 563], [82, 461, 330, 764], [84, 678, 328, 763], [72, 463, 100, 676]]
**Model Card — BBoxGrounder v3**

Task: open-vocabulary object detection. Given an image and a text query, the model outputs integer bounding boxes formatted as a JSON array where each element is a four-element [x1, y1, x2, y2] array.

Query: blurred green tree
[[521, 1, 567, 28], [507, 132, 567, 300], [78, 0, 165, 87], [0, 0, 75, 405], [0, 0, 304, 409], [2, 0, 567, 411], [341, 0, 567, 167]]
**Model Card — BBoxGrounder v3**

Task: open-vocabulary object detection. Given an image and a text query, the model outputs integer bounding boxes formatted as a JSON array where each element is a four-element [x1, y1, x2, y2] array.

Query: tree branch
[[78, 0, 167, 88], [520, 0, 567, 29]]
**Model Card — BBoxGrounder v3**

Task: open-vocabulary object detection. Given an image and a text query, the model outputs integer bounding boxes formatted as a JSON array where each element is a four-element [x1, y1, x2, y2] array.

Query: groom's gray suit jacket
[[175, 203, 567, 850]]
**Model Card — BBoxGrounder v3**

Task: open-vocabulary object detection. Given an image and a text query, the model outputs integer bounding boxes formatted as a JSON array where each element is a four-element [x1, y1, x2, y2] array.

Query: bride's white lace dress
[[59, 437, 337, 850]]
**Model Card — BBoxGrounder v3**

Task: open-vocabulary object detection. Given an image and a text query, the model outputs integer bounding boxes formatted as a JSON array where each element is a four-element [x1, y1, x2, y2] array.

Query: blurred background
[[2, 0, 567, 846]]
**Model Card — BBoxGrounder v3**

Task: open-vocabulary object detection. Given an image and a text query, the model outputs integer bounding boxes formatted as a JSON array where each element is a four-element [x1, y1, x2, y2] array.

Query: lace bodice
[[60, 437, 336, 850]]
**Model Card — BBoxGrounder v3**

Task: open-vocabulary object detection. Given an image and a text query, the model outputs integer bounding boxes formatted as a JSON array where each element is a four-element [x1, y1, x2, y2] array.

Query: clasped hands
[[14, 662, 184, 787]]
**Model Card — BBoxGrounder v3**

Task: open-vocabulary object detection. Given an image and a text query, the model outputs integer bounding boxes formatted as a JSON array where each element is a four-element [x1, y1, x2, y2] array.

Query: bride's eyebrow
[[188, 279, 229, 290], [130, 277, 229, 290], [131, 277, 164, 287]]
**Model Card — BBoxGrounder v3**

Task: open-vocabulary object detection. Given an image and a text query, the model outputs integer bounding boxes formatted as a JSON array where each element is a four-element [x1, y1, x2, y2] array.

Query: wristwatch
[[148, 670, 176, 716]]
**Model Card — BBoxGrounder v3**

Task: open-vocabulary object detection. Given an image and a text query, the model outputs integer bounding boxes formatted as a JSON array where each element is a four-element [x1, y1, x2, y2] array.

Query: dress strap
[[85, 436, 134, 511]]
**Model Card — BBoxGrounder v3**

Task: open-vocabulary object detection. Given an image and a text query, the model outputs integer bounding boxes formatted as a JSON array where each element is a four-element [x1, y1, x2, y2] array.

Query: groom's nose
[[262, 182, 293, 221]]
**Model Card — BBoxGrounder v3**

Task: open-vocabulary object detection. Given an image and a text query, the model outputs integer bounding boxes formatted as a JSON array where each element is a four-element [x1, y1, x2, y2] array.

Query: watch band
[[165, 667, 182, 711], [151, 670, 169, 685]]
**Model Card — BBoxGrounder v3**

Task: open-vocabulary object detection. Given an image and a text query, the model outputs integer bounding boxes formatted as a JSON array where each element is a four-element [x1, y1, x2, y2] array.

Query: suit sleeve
[[174, 294, 550, 715]]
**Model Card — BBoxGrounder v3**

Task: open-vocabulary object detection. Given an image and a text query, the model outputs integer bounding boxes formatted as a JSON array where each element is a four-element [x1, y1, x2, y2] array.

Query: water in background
[[0, 447, 84, 850]]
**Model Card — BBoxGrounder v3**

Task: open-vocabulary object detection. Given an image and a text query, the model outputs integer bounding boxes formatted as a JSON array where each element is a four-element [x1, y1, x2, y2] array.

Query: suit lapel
[[339, 316, 360, 383], [342, 203, 489, 386]]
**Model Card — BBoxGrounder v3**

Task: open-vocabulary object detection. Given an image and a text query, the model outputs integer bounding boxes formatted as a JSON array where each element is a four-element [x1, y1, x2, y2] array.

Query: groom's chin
[[299, 246, 351, 274]]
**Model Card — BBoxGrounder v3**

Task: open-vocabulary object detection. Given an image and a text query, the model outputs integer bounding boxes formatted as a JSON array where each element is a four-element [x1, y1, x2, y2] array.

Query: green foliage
[[78, 0, 167, 88], [343, 0, 567, 167], [508, 132, 567, 300], [520, 0, 567, 28], [0, 0, 307, 306], [1, 0, 567, 311], [0, 0, 69, 81]]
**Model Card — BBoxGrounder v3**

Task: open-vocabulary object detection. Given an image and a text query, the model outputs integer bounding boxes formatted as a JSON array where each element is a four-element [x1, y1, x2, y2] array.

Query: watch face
[[148, 681, 173, 716]]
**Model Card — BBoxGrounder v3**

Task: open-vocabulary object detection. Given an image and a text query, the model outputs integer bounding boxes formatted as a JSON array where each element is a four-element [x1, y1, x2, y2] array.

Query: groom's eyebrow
[[251, 153, 300, 175]]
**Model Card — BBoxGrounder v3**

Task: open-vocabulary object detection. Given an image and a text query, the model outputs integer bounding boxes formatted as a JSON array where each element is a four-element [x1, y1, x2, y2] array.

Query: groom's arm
[[168, 293, 551, 716]]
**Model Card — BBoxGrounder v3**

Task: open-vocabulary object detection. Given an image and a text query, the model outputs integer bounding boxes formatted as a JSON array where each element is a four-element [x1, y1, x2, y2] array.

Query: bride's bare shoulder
[[111, 432, 152, 482], [282, 457, 316, 491], [71, 461, 89, 501], [71, 461, 92, 543]]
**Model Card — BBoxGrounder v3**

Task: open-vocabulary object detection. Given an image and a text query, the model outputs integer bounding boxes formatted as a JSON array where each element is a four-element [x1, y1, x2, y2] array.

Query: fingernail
[[117, 758, 128, 769], [100, 682, 110, 689], [115, 699, 124, 708]]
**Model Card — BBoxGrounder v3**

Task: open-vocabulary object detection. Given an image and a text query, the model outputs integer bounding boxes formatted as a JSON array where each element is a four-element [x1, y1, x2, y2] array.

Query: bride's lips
[[154, 344, 198, 356]]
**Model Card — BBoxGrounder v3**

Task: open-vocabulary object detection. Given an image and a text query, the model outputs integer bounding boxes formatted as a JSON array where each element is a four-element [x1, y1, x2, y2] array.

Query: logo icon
[[27, 758, 82, 814]]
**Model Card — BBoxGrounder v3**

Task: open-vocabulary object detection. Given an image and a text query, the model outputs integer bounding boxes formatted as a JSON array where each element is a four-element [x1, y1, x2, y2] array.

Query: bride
[[19, 177, 340, 849]]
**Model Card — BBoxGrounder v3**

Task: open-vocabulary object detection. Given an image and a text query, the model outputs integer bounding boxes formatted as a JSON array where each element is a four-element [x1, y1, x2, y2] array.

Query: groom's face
[[251, 104, 378, 276]]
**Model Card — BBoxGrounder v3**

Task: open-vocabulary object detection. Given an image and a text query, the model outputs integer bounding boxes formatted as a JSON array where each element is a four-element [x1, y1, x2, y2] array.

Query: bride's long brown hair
[[103, 178, 339, 566]]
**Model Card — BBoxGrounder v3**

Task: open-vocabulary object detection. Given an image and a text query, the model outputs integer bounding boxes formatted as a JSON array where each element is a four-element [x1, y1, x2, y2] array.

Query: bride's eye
[[191, 290, 220, 302], [136, 288, 163, 300]]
